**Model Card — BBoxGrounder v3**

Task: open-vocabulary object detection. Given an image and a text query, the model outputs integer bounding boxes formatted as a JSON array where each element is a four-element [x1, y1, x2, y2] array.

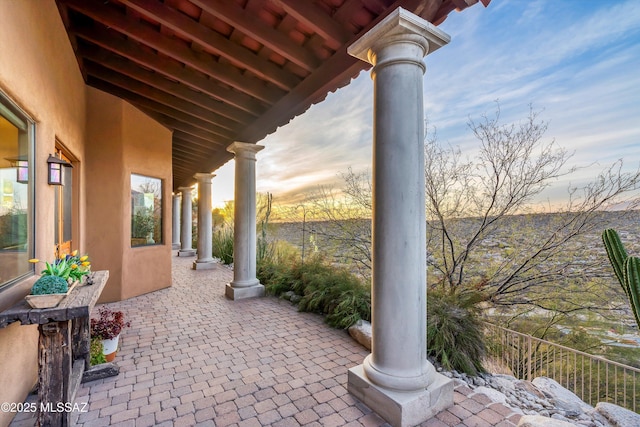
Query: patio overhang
[[54, 0, 489, 190]]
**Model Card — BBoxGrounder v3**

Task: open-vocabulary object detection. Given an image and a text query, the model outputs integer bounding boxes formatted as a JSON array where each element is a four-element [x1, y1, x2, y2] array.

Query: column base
[[177, 249, 196, 257], [225, 283, 265, 300], [172, 243, 180, 249], [192, 260, 216, 270], [347, 364, 453, 427]]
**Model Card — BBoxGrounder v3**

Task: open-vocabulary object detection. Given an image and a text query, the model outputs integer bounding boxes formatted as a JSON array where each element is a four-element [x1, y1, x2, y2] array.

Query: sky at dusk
[[210, 0, 640, 210]]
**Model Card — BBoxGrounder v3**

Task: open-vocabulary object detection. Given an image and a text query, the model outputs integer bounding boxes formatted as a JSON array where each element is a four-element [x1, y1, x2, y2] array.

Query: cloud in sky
[[212, 0, 640, 209]]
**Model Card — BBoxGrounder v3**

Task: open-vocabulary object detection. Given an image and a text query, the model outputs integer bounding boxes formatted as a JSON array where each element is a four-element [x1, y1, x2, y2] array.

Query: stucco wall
[[85, 88, 126, 302], [0, 323, 38, 427], [86, 88, 173, 302], [0, 3, 173, 422], [122, 103, 173, 300], [0, 1, 87, 426]]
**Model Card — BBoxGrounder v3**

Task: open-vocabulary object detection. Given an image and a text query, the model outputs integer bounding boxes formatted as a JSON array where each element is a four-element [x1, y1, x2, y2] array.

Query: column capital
[[177, 186, 194, 193], [193, 172, 215, 183], [348, 7, 450, 65], [227, 141, 264, 160]]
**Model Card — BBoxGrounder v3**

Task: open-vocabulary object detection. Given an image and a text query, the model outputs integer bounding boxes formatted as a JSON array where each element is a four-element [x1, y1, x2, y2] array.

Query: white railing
[[484, 322, 640, 413]]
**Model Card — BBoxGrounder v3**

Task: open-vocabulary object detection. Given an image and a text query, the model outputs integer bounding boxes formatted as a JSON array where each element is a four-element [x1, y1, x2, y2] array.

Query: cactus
[[602, 228, 640, 328], [625, 257, 640, 328]]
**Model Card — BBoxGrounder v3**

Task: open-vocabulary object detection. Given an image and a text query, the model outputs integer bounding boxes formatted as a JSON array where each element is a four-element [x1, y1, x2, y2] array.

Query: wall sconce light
[[5, 156, 29, 184], [47, 154, 73, 185], [16, 160, 29, 184]]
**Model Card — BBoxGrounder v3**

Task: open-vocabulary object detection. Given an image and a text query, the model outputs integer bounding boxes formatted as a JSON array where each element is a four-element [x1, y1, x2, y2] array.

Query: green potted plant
[[25, 251, 92, 308], [30, 250, 92, 283], [90, 337, 107, 366], [90, 307, 130, 362]]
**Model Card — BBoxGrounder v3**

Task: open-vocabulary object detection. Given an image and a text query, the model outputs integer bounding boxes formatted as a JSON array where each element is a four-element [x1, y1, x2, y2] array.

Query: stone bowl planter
[[25, 281, 78, 309]]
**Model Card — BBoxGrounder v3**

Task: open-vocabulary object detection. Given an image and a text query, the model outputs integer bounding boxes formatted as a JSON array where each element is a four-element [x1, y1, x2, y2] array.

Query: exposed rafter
[[55, 0, 488, 188], [194, 0, 321, 72], [119, 0, 301, 90]]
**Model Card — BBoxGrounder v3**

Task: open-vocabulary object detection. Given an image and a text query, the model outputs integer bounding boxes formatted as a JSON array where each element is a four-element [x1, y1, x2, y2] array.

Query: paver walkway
[[11, 256, 523, 427]]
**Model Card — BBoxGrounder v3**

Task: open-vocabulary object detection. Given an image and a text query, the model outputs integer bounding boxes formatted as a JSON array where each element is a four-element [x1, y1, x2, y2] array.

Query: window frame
[[0, 90, 35, 293], [130, 173, 163, 247]]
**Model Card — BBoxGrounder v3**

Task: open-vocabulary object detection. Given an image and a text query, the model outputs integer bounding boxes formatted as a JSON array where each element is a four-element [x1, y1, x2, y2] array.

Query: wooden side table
[[0, 271, 112, 426]]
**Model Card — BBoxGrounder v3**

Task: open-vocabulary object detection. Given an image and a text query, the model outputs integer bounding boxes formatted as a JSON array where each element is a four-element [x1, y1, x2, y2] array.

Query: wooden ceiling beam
[[173, 130, 225, 149], [175, 149, 231, 176], [72, 24, 265, 117], [237, 0, 431, 143], [85, 63, 239, 137], [190, 0, 320, 73], [358, 0, 387, 15], [131, 99, 233, 140], [334, 0, 370, 27], [173, 147, 214, 161], [173, 135, 220, 152], [271, 0, 351, 49], [78, 44, 254, 124], [172, 143, 214, 158], [237, 48, 361, 142], [174, 135, 216, 151], [173, 154, 210, 167], [119, 0, 300, 91], [62, 0, 283, 103], [172, 163, 193, 171], [172, 152, 200, 163], [173, 156, 216, 173], [140, 110, 230, 144]]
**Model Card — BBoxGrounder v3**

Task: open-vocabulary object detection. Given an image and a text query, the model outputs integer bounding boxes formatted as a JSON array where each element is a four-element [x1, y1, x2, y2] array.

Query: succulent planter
[[25, 281, 78, 309]]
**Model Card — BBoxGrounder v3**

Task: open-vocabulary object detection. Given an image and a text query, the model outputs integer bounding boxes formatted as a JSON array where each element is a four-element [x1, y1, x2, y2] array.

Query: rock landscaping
[[441, 370, 640, 427], [347, 320, 640, 426]]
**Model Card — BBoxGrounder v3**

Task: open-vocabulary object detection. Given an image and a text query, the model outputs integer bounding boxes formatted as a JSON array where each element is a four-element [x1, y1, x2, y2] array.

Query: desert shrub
[[31, 275, 68, 295], [259, 255, 371, 329], [212, 227, 234, 265], [257, 241, 298, 289], [427, 289, 487, 375]]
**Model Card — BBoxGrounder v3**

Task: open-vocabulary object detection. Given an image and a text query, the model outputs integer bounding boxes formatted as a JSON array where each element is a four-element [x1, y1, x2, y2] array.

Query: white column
[[346, 8, 453, 427], [225, 141, 264, 300], [172, 193, 181, 249], [193, 173, 216, 269], [177, 186, 196, 257]]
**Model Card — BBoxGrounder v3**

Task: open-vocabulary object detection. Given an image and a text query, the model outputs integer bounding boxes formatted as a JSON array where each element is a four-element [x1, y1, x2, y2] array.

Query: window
[[131, 174, 162, 247], [0, 93, 34, 288]]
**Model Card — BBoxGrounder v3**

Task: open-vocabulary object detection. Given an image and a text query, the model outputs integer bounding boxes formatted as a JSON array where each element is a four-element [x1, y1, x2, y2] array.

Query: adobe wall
[[0, 1, 87, 426], [85, 88, 126, 302], [0, 2, 173, 424], [86, 88, 173, 302], [121, 102, 173, 300]]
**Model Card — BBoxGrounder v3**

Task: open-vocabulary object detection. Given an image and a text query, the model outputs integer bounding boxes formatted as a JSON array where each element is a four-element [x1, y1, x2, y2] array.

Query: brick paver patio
[[10, 256, 523, 427]]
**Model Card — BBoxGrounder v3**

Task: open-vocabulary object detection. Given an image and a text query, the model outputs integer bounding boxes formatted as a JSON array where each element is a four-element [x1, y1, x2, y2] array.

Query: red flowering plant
[[90, 307, 130, 340]]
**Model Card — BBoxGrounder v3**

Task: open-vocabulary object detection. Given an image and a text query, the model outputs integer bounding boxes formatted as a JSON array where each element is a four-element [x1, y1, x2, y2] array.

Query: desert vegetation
[[213, 106, 640, 374]]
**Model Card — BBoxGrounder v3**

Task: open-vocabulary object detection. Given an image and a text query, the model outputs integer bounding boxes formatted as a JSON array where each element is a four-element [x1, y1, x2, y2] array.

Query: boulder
[[595, 402, 640, 427], [517, 415, 576, 427], [281, 291, 294, 301], [514, 379, 546, 400], [348, 320, 371, 350], [532, 377, 593, 416], [474, 386, 512, 406], [493, 374, 518, 392]]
